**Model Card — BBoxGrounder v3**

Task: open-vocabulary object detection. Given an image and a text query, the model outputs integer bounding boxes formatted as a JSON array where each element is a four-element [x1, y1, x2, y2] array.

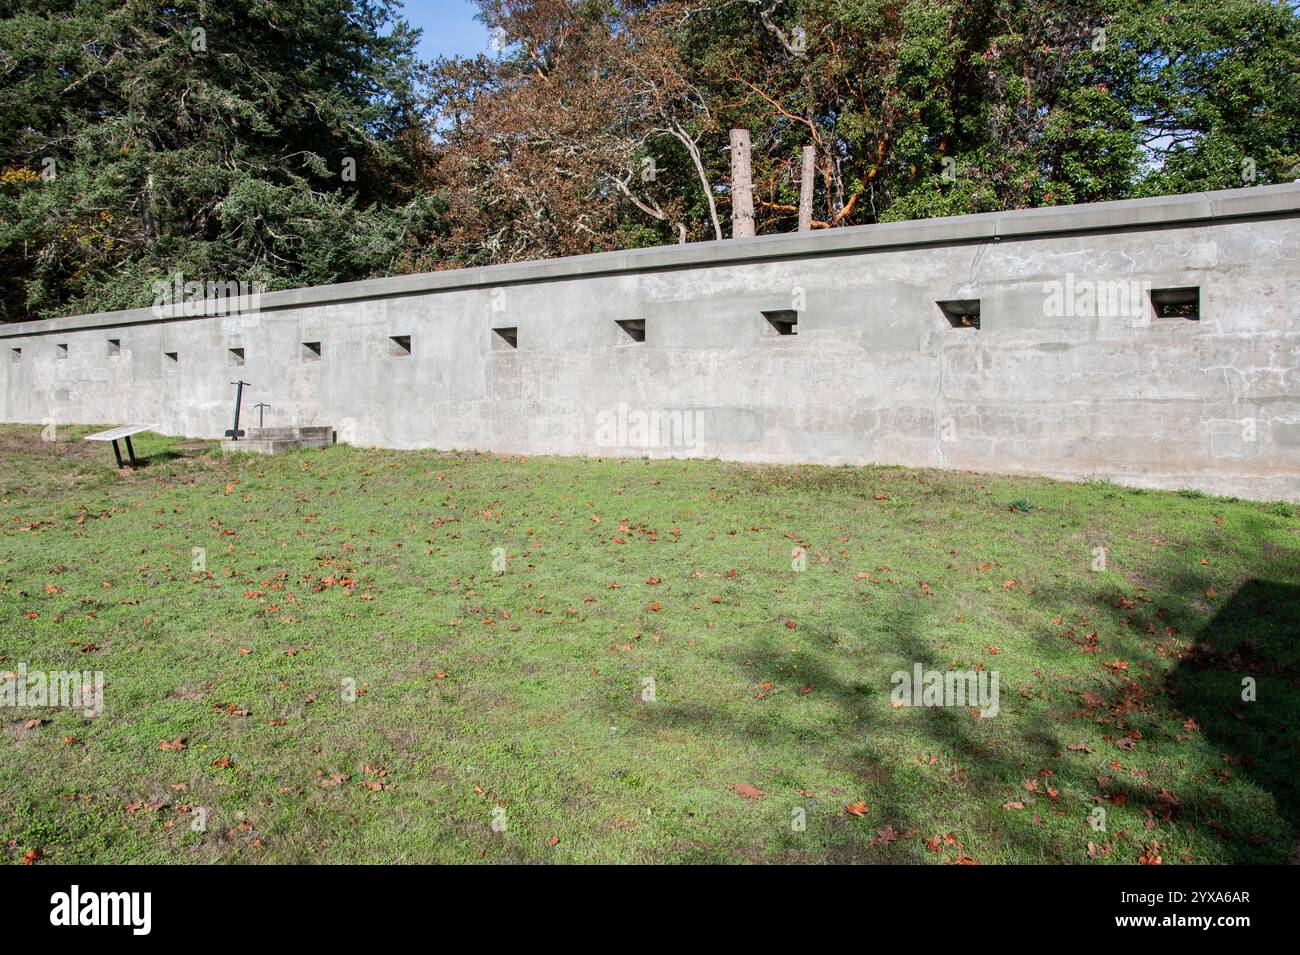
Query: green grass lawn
[[1, 424, 1297, 864]]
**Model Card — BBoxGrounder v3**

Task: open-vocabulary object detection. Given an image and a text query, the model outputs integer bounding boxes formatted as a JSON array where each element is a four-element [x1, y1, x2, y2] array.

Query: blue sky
[[402, 0, 494, 61]]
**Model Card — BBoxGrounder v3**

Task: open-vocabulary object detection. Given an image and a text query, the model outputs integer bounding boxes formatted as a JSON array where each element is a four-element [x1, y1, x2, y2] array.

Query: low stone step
[[246, 426, 334, 445], [297, 427, 333, 447], [221, 438, 302, 456]]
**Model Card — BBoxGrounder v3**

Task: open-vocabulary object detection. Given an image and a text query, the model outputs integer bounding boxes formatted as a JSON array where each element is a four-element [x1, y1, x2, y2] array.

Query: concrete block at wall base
[[221, 437, 303, 456]]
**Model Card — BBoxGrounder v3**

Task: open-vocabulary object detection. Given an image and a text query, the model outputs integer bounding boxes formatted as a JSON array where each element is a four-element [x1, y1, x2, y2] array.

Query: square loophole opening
[[56, 343, 68, 359], [107, 338, 121, 356], [763, 309, 798, 336], [389, 335, 411, 357], [228, 346, 245, 367], [164, 351, 179, 364], [938, 299, 981, 329], [302, 341, 322, 361], [616, 319, 646, 343], [492, 326, 518, 350], [9, 347, 20, 363], [1149, 286, 1199, 321]]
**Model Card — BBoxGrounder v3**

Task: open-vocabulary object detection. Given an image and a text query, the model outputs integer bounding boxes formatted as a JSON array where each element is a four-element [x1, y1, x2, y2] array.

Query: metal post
[[226, 380, 251, 440]]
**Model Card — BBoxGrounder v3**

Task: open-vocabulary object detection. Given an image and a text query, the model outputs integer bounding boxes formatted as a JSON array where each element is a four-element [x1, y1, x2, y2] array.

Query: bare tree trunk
[[798, 145, 815, 232], [729, 128, 755, 238], [663, 122, 722, 241]]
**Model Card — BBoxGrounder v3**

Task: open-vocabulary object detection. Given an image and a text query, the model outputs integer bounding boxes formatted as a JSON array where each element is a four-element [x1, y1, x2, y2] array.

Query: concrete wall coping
[[4, 181, 1298, 338]]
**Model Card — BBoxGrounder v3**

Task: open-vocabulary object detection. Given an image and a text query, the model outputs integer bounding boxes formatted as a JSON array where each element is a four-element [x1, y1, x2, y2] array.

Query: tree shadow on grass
[[618, 613, 932, 861], [630, 627, 1047, 863], [960, 570, 1300, 864], [619, 572, 1300, 863], [1166, 578, 1300, 859], [883, 574, 1300, 863]]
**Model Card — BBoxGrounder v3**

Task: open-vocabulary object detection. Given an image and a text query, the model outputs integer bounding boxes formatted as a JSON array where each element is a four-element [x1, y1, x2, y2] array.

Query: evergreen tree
[[0, 0, 437, 321]]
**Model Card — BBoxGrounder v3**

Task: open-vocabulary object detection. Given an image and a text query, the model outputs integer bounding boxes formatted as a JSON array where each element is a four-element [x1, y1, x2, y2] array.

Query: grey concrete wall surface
[[3, 182, 1299, 500]]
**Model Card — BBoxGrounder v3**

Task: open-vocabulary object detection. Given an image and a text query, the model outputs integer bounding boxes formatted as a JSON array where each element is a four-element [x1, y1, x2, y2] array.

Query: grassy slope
[[0, 425, 1296, 864]]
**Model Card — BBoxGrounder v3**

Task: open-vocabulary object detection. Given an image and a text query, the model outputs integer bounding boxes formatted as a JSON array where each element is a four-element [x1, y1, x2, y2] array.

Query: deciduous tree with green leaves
[[421, 0, 1297, 260]]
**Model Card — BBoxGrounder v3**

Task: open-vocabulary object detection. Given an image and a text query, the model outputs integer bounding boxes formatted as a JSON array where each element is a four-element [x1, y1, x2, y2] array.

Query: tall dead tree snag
[[798, 145, 815, 232], [729, 128, 755, 238]]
